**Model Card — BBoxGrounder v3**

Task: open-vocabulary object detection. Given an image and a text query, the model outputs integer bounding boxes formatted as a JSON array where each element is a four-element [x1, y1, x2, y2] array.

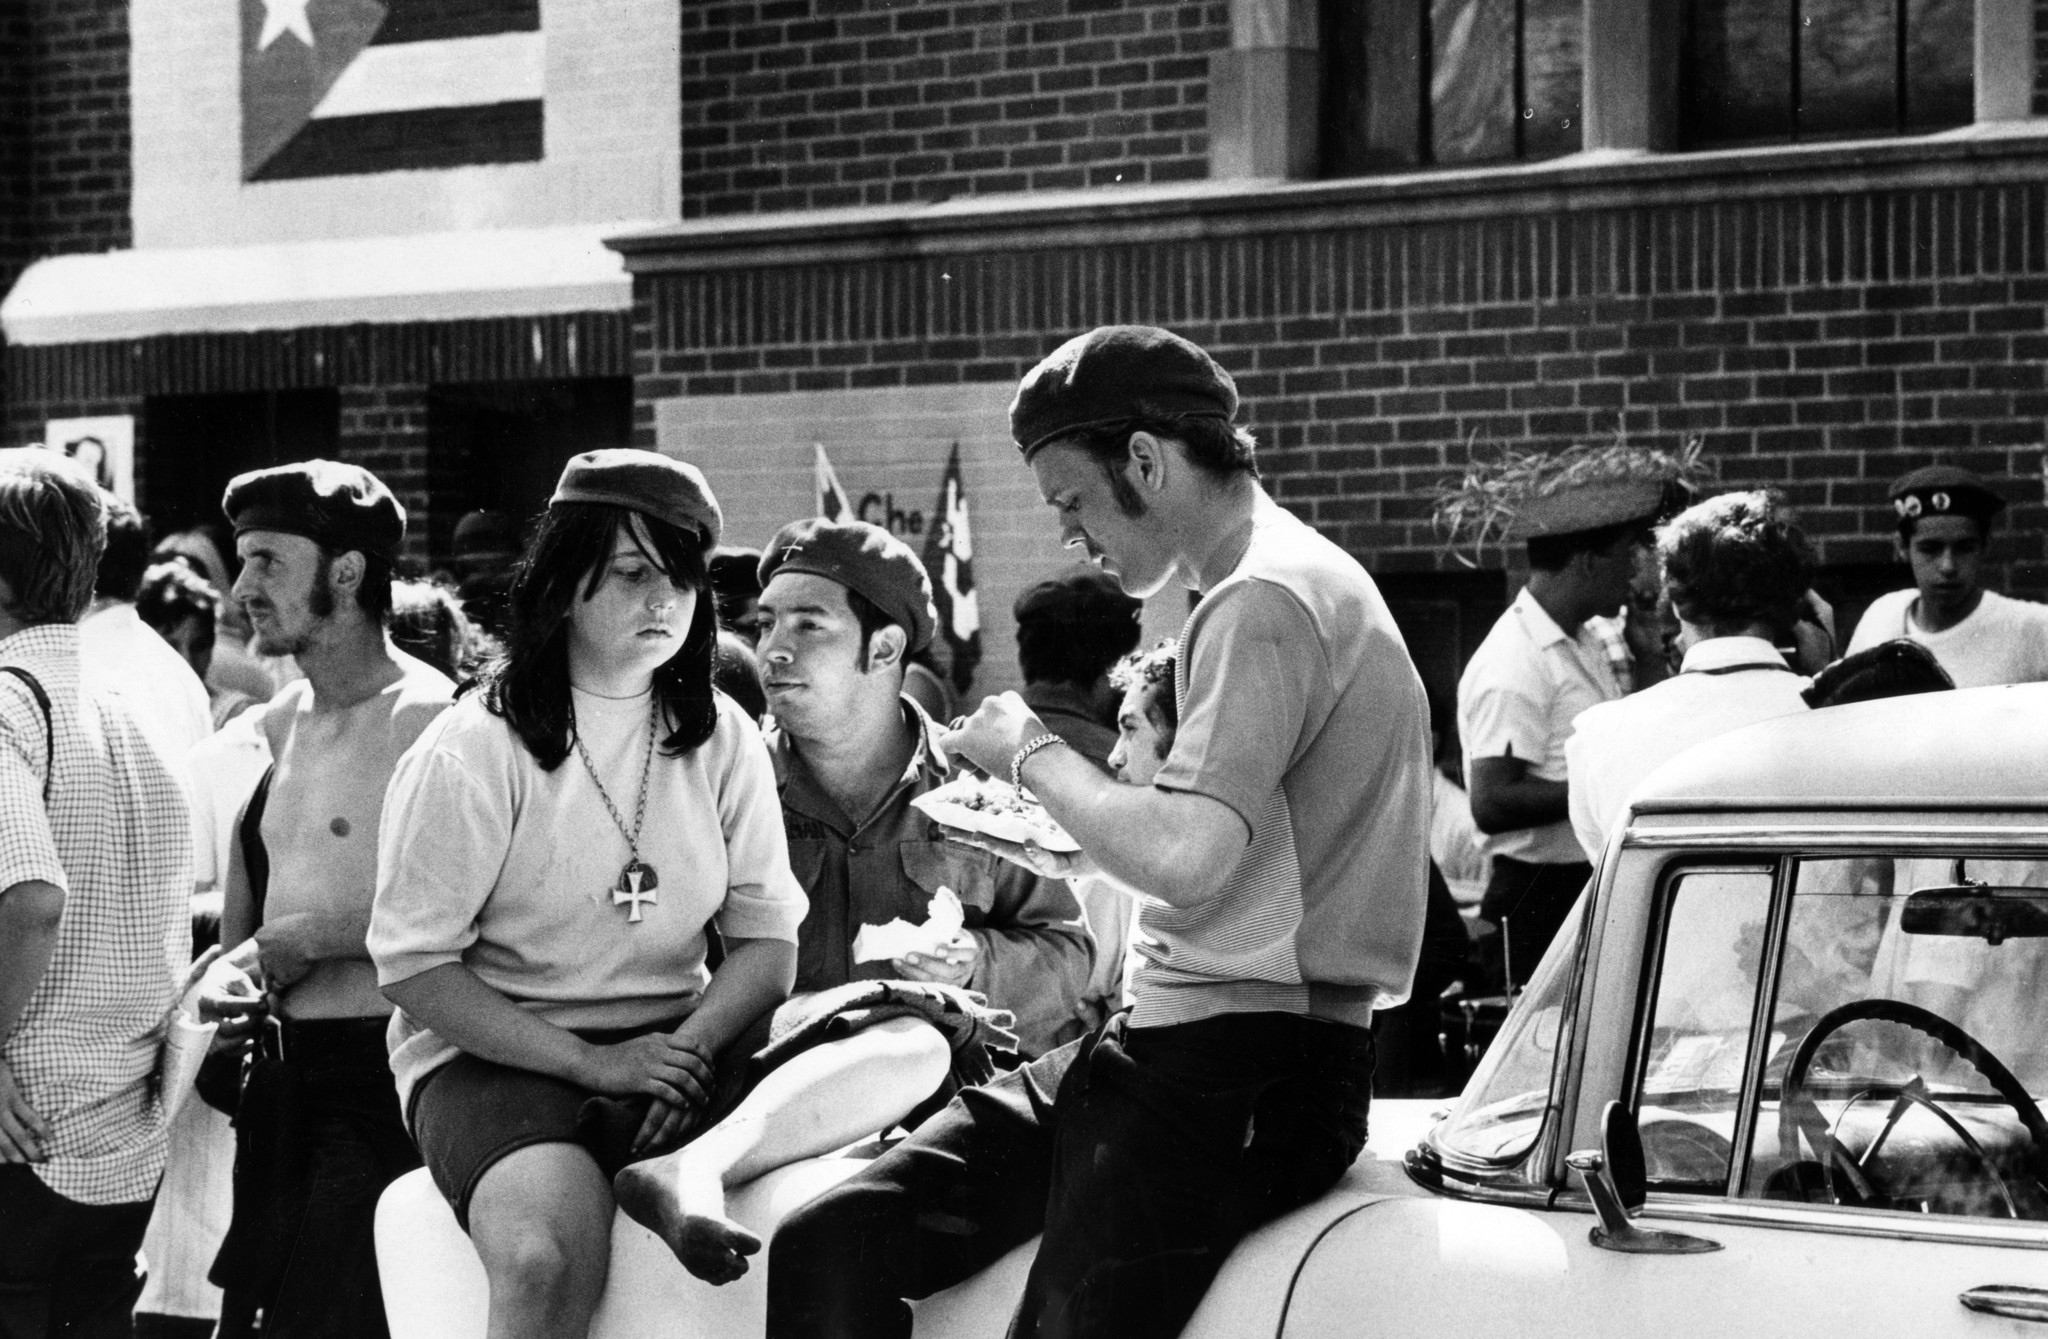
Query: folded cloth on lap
[[575, 981, 1019, 1177]]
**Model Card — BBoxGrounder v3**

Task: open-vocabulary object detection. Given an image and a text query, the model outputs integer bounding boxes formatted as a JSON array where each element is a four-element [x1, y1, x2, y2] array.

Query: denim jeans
[[0, 1164, 155, 1339]]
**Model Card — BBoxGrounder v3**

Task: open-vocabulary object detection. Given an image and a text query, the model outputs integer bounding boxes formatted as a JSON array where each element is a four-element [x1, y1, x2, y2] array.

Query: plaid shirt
[[0, 624, 191, 1205]]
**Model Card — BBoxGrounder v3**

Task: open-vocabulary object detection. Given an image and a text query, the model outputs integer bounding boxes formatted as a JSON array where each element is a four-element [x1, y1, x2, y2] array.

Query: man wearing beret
[[199, 460, 455, 1339], [752, 517, 1093, 1059], [1845, 464, 2048, 687], [767, 327, 1432, 1339]]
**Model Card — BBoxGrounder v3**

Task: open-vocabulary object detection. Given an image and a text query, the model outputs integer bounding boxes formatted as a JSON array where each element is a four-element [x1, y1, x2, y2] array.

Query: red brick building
[[5, 0, 2048, 695]]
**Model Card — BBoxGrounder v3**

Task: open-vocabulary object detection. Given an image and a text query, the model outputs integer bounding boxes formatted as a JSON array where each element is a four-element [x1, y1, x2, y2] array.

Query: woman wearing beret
[[368, 451, 949, 1339]]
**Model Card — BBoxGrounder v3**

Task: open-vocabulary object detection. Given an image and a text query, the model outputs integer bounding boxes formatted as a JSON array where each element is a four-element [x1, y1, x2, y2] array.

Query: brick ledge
[[611, 129, 2048, 274]]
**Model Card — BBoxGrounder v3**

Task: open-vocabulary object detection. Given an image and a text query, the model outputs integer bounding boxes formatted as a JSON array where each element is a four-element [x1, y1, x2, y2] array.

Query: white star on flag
[[258, 0, 317, 51]]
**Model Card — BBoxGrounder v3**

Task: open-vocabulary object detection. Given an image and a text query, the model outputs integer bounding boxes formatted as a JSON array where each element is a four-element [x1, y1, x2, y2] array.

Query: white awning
[[0, 222, 644, 346]]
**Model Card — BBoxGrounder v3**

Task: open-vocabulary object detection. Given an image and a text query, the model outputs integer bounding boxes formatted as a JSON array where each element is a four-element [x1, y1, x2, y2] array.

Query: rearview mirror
[[1902, 885, 2048, 945]]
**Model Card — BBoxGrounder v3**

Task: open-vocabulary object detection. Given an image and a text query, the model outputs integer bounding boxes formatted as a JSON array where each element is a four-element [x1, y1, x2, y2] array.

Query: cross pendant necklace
[[573, 699, 660, 923]]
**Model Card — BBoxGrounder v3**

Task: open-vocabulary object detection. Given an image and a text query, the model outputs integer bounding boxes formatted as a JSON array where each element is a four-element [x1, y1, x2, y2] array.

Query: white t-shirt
[[79, 602, 212, 769], [1458, 587, 1623, 865], [1566, 637, 1812, 860], [1845, 589, 2048, 688], [370, 687, 808, 1111]]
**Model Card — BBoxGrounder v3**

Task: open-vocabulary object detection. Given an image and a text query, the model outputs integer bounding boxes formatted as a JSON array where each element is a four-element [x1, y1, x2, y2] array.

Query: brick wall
[[630, 159, 2048, 607], [28, 0, 130, 258], [680, 0, 1230, 218]]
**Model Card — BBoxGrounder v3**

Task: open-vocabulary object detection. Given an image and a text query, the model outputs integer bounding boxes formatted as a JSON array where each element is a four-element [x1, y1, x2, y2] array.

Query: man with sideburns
[[766, 326, 1432, 1339]]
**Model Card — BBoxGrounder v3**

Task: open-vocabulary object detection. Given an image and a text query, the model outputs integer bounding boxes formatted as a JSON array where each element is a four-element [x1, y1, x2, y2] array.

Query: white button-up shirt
[[0, 624, 191, 1205], [1459, 587, 1623, 865], [1566, 635, 1812, 860]]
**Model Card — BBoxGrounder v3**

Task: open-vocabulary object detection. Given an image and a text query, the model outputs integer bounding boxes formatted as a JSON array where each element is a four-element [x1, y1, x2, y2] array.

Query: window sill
[[612, 126, 2048, 274]]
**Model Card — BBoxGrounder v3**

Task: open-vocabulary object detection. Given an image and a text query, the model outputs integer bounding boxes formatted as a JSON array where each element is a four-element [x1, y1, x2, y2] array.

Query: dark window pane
[[1685, 0, 1794, 144], [1522, 0, 1585, 159], [1904, 0, 1973, 129], [1798, 0, 1899, 137], [1433, 0, 1518, 163]]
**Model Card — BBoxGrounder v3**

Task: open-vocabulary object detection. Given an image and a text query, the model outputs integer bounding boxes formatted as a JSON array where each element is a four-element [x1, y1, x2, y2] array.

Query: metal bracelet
[[1010, 732, 1065, 792]]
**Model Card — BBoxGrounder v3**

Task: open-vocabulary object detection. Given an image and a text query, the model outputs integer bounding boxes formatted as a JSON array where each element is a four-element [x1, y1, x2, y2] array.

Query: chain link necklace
[[573, 698, 660, 922]]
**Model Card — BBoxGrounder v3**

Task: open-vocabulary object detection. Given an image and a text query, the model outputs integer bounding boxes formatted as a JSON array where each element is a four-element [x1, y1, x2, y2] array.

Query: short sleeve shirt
[[1846, 589, 2048, 688], [0, 625, 192, 1206], [1141, 500, 1433, 1029], [371, 689, 808, 1111], [1458, 587, 1624, 865]]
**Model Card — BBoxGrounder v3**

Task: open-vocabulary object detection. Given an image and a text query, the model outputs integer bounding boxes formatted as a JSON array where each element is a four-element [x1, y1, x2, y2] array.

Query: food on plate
[[911, 775, 1080, 852], [853, 886, 965, 963]]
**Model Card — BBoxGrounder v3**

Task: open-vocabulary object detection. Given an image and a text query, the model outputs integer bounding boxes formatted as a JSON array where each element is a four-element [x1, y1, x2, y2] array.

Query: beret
[[1010, 325, 1238, 458], [222, 460, 405, 562], [1510, 479, 1670, 540], [758, 518, 938, 654], [1014, 568, 1142, 632], [451, 509, 521, 557], [550, 449, 722, 553], [1888, 465, 2005, 526]]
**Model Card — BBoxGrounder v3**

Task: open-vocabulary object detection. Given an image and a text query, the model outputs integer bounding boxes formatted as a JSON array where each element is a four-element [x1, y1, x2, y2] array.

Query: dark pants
[[213, 1018, 419, 1339], [1480, 856, 1589, 987], [0, 1164, 155, 1339], [768, 1010, 1375, 1339]]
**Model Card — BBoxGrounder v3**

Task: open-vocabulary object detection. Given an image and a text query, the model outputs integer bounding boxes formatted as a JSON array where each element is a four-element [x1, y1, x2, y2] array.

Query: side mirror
[[1566, 1101, 1721, 1255]]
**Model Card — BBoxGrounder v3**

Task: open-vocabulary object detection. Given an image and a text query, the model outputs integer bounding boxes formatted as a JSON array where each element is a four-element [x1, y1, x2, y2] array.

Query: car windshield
[[1434, 897, 1582, 1166], [1633, 853, 2048, 1220]]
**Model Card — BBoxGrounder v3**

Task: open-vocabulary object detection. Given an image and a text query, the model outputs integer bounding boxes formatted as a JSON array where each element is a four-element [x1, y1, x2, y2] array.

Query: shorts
[[408, 1010, 776, 1230]]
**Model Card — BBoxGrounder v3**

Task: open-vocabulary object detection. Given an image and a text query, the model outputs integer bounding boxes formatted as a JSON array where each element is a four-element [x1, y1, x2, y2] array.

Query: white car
[[381, 683, 2048, 1337]]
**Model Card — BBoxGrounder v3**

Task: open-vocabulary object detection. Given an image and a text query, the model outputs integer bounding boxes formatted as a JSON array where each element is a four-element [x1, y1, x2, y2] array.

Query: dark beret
[[758, 518, 938, 654], [222, 460, 404, 562], [1889, 465, 2005, 527], [550, 449, 722, 553], [1010, 325, 1239, 458], [1014, 568, 1142, 632]]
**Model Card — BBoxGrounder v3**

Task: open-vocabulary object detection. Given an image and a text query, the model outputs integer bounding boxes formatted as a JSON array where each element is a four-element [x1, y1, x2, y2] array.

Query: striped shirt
[[0, 624, 192, 1205], [1136, 499, 1432, 1030]]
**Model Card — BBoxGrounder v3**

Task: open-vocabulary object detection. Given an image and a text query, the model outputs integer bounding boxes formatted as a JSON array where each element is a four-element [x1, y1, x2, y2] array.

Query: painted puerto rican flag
[[241, 0, 544, 181], [814, 443, 854, 523], [921, 443, 982, 693]]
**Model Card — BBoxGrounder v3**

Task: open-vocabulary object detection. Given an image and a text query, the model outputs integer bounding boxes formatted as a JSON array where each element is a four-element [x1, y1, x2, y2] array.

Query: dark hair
[[714, 627, 768, 721], [310, 546, 395, 623], [1017, 606, 1143, 690], [136, 561, 220, 651], [1525, 517, 1646, 573], [390, 577, 496, 681], [1109, 639, 1179, 734], [842, 585, 901, 673], [1057, 416, 1260, 515], [95, 493, 152, 602], [482, 503, 717, 770], [1657, 491, 1813, 635], [1803, 639, 1953, 709]]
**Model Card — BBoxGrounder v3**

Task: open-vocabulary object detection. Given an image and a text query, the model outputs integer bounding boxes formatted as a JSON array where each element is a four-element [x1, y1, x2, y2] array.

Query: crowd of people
[[1, 321, 2045, 1339]]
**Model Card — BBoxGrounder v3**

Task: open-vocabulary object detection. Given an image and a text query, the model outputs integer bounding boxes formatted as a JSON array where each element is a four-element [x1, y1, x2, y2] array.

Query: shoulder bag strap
[[0, 665, 53, 802]]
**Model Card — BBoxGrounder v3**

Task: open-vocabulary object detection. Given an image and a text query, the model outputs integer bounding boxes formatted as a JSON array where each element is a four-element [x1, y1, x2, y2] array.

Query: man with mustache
[[766, 327, 1432, 1339], [201, 461, 455, 1339]]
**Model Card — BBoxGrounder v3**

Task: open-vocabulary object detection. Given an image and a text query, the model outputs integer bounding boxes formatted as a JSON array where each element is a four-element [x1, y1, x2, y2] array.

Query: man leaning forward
[[765, 326, 1433, 1339]]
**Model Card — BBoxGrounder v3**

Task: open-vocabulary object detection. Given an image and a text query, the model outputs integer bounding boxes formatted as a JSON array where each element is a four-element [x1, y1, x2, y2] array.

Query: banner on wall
[[241, 0, 544, 181], [923, 443, 982, 693], [814, 442, 854, 521], [44, 416, 135, 502]]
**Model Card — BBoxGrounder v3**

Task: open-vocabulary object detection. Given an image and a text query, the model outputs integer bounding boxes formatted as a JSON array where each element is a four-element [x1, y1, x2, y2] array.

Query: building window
[[1682, 0, 1974, 146], [1322, 0, 1583, 175]]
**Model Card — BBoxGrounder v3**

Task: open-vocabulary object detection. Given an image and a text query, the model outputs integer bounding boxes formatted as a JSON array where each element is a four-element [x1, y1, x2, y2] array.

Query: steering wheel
[[1777, 998, 2048, 1217]]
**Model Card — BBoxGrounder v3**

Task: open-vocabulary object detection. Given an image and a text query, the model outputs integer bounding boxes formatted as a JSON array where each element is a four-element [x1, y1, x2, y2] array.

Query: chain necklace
[[573, 698, 661, 922]]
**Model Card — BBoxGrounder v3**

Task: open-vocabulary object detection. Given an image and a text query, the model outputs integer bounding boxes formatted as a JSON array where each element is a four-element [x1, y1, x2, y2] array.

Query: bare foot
[[614, 1157, 763, 1285]]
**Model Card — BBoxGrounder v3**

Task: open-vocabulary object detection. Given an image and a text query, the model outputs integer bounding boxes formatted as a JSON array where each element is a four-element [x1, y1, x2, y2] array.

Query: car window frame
[[1615, 822, 2048, 1248]]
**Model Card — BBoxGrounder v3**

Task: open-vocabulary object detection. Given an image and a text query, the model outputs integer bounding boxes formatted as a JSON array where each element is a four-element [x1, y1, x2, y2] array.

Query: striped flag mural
[[241, 0, 544, 182], [815, 443, 854, 522]]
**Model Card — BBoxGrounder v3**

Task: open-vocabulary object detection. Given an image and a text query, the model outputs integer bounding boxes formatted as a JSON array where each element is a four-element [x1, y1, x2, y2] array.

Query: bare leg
[[468, 1142, 615, 1339], [614, 1017, 950, 1284]]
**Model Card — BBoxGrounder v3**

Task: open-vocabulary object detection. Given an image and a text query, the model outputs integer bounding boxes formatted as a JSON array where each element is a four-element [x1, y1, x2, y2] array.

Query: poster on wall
[[45, 416, 136, 502]]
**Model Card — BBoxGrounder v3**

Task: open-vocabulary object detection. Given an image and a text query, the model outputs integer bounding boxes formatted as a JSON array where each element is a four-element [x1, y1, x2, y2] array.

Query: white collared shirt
[[1458, 587, 1624, 864], [1565, 636, 1812, 860]]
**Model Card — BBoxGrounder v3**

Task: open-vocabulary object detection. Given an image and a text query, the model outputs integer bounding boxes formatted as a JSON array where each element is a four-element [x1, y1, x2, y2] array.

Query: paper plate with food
[[912, 775, 1081, 853]]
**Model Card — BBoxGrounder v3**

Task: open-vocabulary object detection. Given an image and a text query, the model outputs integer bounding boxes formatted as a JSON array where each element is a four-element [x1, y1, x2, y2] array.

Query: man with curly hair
[[1566, 490, 1817, 858]]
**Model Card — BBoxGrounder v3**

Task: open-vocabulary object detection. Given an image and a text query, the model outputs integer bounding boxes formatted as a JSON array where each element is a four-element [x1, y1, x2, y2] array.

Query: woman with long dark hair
[[369, 452, 948, 1339]]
